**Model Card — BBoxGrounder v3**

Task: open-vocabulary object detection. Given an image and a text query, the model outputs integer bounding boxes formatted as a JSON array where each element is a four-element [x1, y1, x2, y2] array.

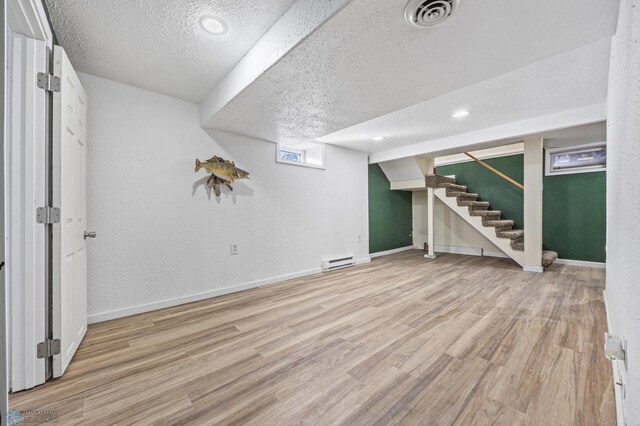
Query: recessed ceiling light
[[372, 136, 385, 141], [452, 110, 469, 118], [200, 16, 227, 35]]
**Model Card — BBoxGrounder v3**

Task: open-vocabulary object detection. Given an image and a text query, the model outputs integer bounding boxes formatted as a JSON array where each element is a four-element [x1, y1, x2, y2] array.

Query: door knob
[[84, 231, 97, 239]]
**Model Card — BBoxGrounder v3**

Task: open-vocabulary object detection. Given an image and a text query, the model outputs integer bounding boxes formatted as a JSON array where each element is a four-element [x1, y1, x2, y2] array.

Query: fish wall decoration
[[195, 155, 250, 197]]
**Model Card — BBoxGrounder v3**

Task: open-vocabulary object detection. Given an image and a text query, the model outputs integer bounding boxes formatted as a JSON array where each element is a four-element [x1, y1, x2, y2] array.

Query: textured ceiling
[[44, 0, 298, 102], [203, 0, 619, 148], [199, 0, 352, 127], [318, 38, 611, 153], [47, 0, 619, 155]]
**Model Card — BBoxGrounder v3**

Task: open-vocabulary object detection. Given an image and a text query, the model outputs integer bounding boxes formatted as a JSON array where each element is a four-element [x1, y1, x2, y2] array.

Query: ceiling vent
[[404, 0, 461, 28]]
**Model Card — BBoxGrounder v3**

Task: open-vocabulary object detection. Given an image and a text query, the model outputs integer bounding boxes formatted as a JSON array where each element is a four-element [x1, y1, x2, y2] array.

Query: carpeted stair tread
[[441, 183, 467, 192], [425, 175, 456, 188], [511, 241, 524, 251], [512, 244, 557, 267], [496, 229, 524, 240], [542, 251, 558, 268], [510, 237, 524, 252], [470, 201, 491, 209], [448, 191, 479, 199], [483, 219, 514, 228], [458, 200, 490, 209], [470, 210, 501, 218]]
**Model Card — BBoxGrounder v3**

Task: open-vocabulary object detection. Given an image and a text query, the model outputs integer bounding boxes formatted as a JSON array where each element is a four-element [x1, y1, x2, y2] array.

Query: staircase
[[426, 175, 558, 269]]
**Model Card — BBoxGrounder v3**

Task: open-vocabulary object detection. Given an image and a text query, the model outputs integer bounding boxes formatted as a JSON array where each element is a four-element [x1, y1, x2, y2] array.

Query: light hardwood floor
[[10, 251, 615, 425]]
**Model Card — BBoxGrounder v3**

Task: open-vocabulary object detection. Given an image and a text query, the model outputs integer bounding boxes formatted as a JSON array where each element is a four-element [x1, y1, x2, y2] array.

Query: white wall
[[80, 73, 369, 322], [412, 191, 502, 255], [605, 0, 640, 423]]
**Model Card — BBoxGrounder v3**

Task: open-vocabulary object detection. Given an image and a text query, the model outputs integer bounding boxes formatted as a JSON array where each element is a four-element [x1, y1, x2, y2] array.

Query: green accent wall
[[437, 154, 606, 262], [368, 164, 413, 254], [543, 171, 606, 263]]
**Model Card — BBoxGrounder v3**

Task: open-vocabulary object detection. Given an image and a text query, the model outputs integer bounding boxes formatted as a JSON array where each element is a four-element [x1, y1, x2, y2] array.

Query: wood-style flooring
[[10, 251, 615, 425]]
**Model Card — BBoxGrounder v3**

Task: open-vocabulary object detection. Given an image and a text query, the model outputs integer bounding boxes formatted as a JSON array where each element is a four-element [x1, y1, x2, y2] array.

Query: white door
[[6, 33, 49, 391], [51, 45, 88, 377], [6, 0, 55, 392]]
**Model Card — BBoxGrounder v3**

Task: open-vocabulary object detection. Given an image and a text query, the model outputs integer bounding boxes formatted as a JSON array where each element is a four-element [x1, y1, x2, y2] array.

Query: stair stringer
[[433, 188, 525, 267]]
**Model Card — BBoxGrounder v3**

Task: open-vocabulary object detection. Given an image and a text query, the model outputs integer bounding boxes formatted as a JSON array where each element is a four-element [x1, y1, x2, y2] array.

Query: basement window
[[545, 142, 606, 176], [277, 142, 325, 169], [279, 149, 302, 162]]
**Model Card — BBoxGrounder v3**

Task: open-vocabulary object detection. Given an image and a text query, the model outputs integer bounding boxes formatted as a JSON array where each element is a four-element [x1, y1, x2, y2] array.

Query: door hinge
[[37, 72, 61, 92], [36, 206, 60, 224], [37, 339, 61, 359]]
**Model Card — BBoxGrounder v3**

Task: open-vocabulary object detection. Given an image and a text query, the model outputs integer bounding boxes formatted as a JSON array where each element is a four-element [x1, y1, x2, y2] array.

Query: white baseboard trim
[[483, 250, 510, 259], [603, 290, 626, 426], [434, 244, 482, 257], [554, 258, 606, 269], [427, 243, 606, 270], [88, 257, 371, 324], [355, 257, 372, 266], [420, 242, 605, 269], [433, 244, 511, 259], [523, 265, 544, 273], [370, 246, 414, 258]]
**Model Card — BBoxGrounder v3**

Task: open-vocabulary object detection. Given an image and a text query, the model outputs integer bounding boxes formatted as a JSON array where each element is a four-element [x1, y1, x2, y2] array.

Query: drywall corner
[[605, 0, 640, 422]]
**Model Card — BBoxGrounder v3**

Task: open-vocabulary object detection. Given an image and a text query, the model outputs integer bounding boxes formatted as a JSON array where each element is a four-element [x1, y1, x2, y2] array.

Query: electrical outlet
[[357, 234, 362, 243], [605, 333, 626, 361], [230, 243, 239, 255]]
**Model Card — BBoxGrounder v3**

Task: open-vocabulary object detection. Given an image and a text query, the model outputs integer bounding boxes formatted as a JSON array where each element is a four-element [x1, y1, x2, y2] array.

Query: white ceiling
[[541, 122, 607, 148], [44, 0, 298, 102], [47, 0, 619, 157], [202, 0, 619, 148], [318, 38, 611, 153]]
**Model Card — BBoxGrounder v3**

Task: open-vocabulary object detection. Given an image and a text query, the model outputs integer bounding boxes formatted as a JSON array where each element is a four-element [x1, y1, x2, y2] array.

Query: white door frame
[[2, 2, 8, 422], [5, 0, 53, 393]]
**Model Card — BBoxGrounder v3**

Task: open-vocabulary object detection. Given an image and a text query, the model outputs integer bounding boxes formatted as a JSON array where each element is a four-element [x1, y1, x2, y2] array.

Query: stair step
[[458, 200, 490, 209], [511, 234, 525, 249], [510, 244, 558, 268], [448, 191, 479, 200], [426, 175, 456, 188], [483, 220, 514, 229], [496, 229, 524, 240], [458, 200, 491, 210], [470, 210, 501, 218], [542, 251, 559, 268], [442, 183, 467, 192]]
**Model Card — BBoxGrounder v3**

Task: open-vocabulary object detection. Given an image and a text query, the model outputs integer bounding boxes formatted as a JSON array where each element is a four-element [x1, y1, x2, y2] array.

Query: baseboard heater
[[321, 256, 355, 272]]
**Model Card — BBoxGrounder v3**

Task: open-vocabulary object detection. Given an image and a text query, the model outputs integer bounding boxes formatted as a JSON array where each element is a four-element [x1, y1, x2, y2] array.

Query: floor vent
[[404, 0, 461, 28], [321, 256, 355, 272]]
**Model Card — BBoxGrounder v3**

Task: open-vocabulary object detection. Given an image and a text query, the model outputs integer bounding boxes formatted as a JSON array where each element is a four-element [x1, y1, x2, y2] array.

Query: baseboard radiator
[[321, 256, 355, 272]]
